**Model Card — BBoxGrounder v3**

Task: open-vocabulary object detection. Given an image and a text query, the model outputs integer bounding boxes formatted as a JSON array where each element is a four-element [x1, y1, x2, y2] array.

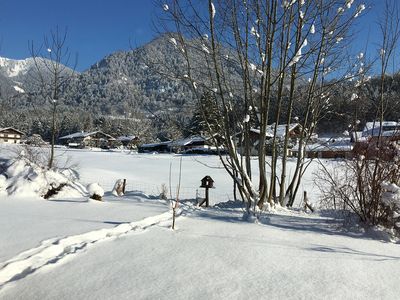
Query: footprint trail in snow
[[0, 211, 173, 289]]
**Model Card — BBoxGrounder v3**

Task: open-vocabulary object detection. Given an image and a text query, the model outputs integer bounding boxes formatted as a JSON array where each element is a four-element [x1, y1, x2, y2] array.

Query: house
[[169, 136, 209, 153], [59, 131, 116, 149], [294, 138, 353, 159], [238, 123, 302, 156], [350, 121, 400, 160], [117, 135, 139, 149], [138, 141, 172, 153], [137, 135, 225, 155], [169, 135, 225, 154], [362, 121, 400, 138], [351, 121, 400, 160], [0, 127, 24, 144]]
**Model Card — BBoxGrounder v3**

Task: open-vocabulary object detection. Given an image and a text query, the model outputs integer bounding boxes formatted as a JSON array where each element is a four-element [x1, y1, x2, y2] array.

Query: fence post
[[123, 179, 126, 193]]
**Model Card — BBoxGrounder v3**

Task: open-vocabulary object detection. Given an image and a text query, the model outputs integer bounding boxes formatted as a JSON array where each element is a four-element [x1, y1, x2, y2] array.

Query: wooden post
[[122, 179, 126, 193], [172, 206, 176, 230], [205, 187, 209, 207]]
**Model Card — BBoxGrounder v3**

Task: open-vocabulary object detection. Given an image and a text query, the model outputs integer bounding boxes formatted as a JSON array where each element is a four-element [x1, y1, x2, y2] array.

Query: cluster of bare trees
[[157, 0, 365, 214]]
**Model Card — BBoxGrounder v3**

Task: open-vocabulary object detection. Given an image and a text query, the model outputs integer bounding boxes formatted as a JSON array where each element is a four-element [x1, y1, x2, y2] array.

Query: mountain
[[0, 57, 36, 78], [2, 34, 400, 140], [0, 56, 77, 100], [62, 34, 197, 116], [0, 34, 246, 116], [0, 35, 213, 139]]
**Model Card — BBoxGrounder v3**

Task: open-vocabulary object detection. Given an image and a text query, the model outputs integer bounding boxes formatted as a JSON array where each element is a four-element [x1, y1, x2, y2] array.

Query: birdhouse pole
[[199, 176, 214, 208], [205, 185, 209, 207]]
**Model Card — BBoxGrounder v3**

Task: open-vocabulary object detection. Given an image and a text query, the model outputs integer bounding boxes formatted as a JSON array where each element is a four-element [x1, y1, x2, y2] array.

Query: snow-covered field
[[0, 145, 399, 299]]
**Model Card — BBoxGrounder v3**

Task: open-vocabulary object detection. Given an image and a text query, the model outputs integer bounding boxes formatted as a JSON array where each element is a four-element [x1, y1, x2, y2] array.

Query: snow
[[87, 183, 104, 197], [0, 57, 34, 78], [288, 39, 307, 67], [13, 86, 25, 93], [251, 123, 300, 139], [250, 26, 259, 38], [116, 135, 137, 142], [170, 135, 206, 147], [201, 44, 210, 54], [354, 4, 366, 18], [310, 24, 315, 34], [299, 138, 354, 152], [2, 157, 82, 199], [362, 121, 400, 137], [0, 145, 399, 298], [211, 2, 216, 19], [346, 0, 354, 9], [169, 38, 177, 48], [59, 131, 115, 140]]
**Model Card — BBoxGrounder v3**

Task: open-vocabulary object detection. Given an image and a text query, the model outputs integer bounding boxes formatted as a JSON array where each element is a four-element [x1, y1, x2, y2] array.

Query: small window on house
[[4, 139, 8, 143], [14, 140, 17, 144], [4, 134, 8, 138]]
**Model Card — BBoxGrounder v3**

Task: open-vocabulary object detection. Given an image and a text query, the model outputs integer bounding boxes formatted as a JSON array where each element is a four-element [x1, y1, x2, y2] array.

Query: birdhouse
[[200, 176, 214, 188]]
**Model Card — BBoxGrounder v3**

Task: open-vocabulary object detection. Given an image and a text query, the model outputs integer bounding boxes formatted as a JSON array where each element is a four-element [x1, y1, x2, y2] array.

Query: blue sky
[[0, 0, 392, 73], [0, 0, 157, 71]]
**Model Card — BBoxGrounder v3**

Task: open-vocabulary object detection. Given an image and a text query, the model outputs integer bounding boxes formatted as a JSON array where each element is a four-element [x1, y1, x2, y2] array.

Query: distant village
[[1, 121, 399, 159]]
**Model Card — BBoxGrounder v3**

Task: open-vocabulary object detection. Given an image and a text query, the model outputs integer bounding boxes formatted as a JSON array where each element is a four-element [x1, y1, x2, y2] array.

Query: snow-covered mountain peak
[[0, 56, 35, 78]]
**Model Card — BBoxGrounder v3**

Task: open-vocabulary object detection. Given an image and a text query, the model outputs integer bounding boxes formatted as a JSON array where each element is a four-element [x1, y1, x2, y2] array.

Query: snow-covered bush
[[0, 145, 85, 199], [87, 183, 104, 201], [1, 157, 82, 199], [159, 183, 168, 200], [12, 145, 52, 169], [381, 182, 400, 230], [317, 145, 400, 236]]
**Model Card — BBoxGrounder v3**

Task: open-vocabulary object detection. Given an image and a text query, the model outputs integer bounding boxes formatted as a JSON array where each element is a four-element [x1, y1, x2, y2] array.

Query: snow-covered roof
[[59, 131, 115, 140], [251, 123, 300, 138], [59, 132, 87, 139], [140, 141, 172, 148], [0, 127, 24, 135], [170, 136, 207, 147], [295, 138, 353, 152], [364, 121, 398, 131], [362, 121, 400, 137], [117, 135, 138, 142]]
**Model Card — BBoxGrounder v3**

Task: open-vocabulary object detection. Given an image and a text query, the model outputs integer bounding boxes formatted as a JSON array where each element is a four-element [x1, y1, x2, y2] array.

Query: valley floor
[[0, 146, 398, 299]]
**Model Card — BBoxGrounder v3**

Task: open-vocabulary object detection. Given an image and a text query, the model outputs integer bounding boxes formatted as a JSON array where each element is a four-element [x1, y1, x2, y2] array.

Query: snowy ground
[[0, 145, 399, 299]]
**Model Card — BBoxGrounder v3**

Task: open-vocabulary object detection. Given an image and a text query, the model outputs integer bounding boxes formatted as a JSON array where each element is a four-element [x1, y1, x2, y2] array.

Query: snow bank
[[1, 157, 86, 199]]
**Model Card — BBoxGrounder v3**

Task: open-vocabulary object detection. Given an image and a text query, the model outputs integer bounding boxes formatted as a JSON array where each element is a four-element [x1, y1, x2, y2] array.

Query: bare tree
[[155, 0, 363, 214], [29, 27, 77, 169]]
